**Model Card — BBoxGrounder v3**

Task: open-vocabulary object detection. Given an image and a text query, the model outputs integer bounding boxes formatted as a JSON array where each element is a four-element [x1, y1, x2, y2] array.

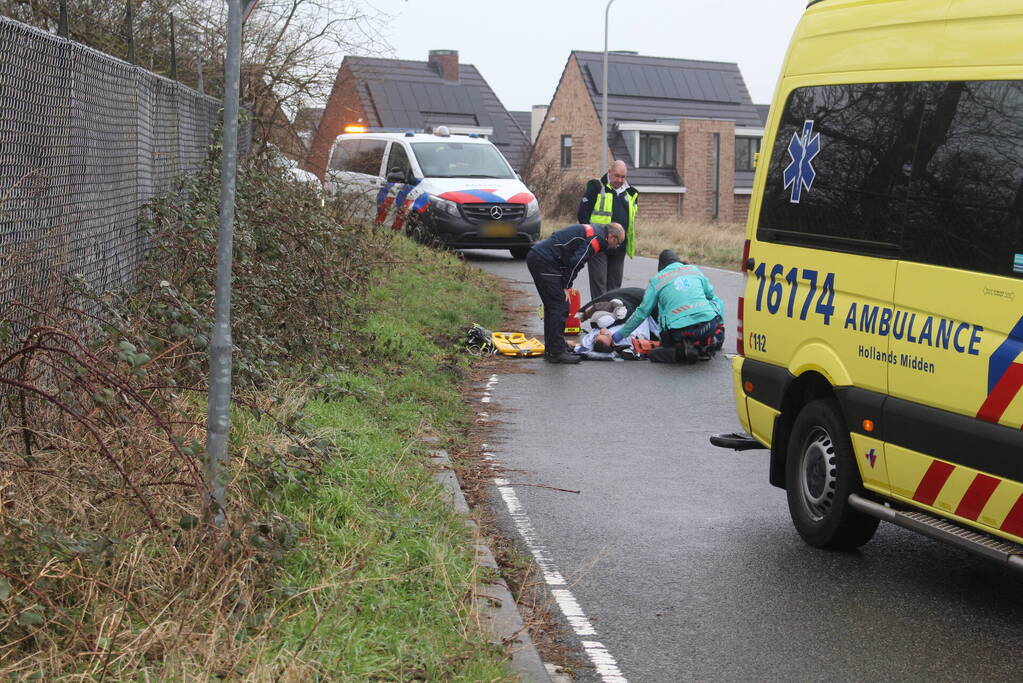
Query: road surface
[[463, 249, 1023, 683]]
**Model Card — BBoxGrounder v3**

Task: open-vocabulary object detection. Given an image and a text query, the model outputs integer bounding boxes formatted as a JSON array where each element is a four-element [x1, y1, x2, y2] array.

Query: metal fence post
[[58, 0, 68, 37], [204, 0, 242, 526], [125, 0, 134, 63], [169, 14, 177, 81]]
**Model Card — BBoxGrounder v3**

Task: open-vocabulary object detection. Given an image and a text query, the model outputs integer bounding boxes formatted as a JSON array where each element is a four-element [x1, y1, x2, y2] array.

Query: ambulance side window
[[902, 80, 1023, 279], [757, 83, 922, 256]]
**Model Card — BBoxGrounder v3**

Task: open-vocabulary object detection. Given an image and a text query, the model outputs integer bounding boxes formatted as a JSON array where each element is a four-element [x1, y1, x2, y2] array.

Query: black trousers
[[587, 245, 625, 298], [526, 251, 569, 355]]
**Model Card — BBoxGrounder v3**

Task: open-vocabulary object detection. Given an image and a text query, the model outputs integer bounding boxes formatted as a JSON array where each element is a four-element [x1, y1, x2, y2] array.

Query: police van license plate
[[481, 222, 516, 238]]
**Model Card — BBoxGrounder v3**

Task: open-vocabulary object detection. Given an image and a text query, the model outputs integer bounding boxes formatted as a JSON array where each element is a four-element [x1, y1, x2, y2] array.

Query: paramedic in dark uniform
[[526, 222, 625, 364], [577, 160, 639, 297]]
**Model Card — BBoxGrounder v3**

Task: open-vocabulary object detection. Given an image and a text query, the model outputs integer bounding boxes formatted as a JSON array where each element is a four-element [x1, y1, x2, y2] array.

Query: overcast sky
[[361, 0, 808, 113]]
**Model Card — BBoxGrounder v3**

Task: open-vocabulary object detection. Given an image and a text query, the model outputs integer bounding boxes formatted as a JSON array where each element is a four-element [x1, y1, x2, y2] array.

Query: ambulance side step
[[848, 493, 1023, 573], [709, 432, 767, 451]]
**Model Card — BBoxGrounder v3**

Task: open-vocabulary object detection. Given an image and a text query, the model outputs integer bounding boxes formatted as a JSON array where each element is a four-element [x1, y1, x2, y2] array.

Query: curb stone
[[427, 446, 557, 682]]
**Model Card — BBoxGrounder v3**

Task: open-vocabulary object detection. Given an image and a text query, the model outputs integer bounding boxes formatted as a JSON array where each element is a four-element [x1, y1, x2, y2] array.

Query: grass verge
[[260, 238, 507, 680], [543, 214, 745, 270], [0, 155, 518, 680]]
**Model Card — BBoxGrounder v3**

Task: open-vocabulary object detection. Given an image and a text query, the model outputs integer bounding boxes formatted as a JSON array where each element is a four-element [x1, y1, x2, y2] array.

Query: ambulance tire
[[785, 398, 879, 550]]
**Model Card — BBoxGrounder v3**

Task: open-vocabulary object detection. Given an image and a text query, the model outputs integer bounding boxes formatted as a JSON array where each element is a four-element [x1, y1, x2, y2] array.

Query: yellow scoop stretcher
[[491, 331, 545, 357]]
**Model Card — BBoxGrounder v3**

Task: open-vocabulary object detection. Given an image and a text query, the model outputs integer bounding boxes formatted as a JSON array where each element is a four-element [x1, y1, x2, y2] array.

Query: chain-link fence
[[0, 15, 222, 338]]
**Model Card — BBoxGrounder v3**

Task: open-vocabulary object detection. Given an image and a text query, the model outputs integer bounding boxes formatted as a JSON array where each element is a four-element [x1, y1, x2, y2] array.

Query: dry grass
[[0, 159, 511, 678], [632, 217, 745, 270], [0, 302, 334, 679], [542, 214, 745, 270]]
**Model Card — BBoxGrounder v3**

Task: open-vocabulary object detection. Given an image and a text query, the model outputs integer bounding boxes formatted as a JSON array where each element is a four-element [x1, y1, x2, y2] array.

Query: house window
[[711, 133, 720, 219], [639, 133, 676, 168], [560, 135, 572, 168], [735, 137, 761, 172]]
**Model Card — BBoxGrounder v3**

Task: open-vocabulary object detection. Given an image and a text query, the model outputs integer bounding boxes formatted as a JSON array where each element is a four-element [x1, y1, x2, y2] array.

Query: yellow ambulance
[[713, 0, 1023, 567]]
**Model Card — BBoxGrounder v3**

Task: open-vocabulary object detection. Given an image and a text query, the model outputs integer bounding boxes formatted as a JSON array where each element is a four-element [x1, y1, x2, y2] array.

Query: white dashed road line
[[481, 374, 628, 683]]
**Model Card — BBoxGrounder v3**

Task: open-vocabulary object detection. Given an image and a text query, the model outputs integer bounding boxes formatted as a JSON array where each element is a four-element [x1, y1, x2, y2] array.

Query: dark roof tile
[[574, 51, 762, 130], [343, 56, 531, 170], [509, 110, 531, 138], [572, 51, 762, 189]]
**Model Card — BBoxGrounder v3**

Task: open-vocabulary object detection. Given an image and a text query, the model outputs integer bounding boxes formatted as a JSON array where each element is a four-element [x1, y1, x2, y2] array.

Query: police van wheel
[[405, 217, 428, 244], [785, 398, 879, 550]]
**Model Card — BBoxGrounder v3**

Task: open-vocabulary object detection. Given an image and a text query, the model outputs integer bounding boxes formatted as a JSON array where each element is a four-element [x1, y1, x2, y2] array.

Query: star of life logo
[[783, 120, 821, 203], [865, 448, 878, 468]]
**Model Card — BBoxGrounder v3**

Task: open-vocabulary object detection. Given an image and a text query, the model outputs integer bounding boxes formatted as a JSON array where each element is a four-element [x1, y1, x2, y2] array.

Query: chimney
[[428, 49, 459, 82], [530, 105, 548, 144]]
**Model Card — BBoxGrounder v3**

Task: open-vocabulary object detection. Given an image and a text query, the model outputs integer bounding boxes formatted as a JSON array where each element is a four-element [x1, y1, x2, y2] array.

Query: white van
[[324, 128, 540, 259]]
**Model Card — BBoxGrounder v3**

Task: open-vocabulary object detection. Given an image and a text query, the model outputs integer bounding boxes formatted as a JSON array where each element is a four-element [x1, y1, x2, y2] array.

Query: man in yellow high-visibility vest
[[577, 159, 639, 297]]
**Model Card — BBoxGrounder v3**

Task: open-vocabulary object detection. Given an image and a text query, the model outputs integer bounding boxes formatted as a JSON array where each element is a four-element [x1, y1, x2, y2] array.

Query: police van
[[713, 0, 1023, 568], [324, 127, 540, 258]]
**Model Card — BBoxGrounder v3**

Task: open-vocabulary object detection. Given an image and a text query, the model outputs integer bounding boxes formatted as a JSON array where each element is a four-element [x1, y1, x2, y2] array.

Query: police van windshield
[[411, 142, 515, 179]]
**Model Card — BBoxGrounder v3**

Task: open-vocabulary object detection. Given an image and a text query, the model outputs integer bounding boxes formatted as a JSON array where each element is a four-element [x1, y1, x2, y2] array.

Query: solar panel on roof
[[466, 87, 493, 126], [368, 81, 497, 130], [352, 60, 531, 170], [422, 113, 478, 127], [586, 62, 740, 104]]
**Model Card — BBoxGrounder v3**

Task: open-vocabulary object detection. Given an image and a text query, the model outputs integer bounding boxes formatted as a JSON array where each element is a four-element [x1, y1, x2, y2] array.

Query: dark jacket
[[577, 174, 639, 230], [529, 223, 612, 289]]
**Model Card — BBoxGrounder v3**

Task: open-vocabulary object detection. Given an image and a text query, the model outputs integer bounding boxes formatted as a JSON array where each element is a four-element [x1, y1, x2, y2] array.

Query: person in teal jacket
[[612, 249, 725, 362]]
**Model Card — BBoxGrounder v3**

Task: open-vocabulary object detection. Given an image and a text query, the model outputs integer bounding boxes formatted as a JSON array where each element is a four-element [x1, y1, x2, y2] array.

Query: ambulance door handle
[[745, 257, 755, 270]]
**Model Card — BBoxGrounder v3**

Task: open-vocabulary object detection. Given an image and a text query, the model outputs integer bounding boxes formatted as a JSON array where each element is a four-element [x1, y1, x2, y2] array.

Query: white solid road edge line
[[494, 476, 628, 683]]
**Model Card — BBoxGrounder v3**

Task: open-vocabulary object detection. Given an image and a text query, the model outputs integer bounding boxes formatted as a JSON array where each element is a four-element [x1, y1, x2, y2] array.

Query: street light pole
[[601, 0, 616, 174], [205, 0, 242, 527]]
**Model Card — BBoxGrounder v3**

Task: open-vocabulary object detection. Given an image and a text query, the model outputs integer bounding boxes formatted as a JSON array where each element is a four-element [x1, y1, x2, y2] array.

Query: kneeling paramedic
[[526, 223, 625, 364], [612, 249, 724, 363]]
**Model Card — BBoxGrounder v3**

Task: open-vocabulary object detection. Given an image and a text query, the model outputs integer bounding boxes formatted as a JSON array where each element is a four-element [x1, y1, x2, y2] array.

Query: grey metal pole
[[601, 0, 616, 174], [205, 0, 242, 526], [125, 0, 135, 63], [58, 0, 68, 37], [169, 13, 177, 81]]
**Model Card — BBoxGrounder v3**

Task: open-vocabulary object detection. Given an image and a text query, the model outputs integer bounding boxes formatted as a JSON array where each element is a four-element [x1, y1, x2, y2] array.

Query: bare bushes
[[0, 304, 317, 677], [522, 155, 586, 223], [0, 158, 383, 676]]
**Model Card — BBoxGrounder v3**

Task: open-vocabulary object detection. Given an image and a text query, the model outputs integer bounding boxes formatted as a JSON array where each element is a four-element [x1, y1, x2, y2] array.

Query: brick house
[[241, 68, 308, 161], [533, 50, 766, 223], [305, 50, 531, 179]]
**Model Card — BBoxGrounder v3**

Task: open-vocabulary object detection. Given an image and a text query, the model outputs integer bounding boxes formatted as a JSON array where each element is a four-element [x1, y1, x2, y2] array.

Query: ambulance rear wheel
[[785, 398, 879, 550]]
